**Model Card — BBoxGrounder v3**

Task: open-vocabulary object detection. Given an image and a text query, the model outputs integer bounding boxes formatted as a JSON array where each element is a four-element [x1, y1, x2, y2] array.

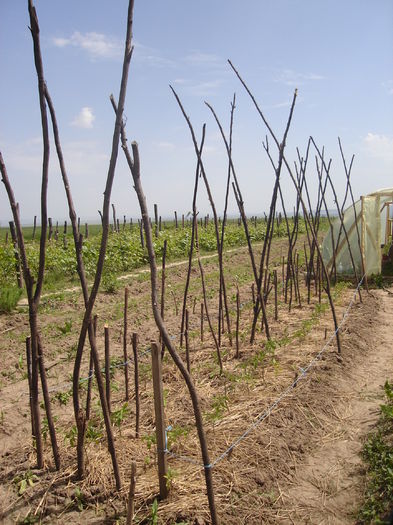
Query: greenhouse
[[322, 188, 393, 277]]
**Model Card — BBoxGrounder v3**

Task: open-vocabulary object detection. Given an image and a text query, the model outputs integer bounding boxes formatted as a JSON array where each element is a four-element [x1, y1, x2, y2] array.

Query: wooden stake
[[151, 341, 168, 499], [160, 240, 167, 357], [132, 332, 140, 438], [37, 334, 60, 470], [9, 221, 22, 288], [154, 203, 158, 238], [185, 309, 190, 373], [235, 286, 240, 358], [126, 461, 137, 525], [105, 325, 111, 413], [48, 217, 53, 241], [25, 337, 36, 441], [171, 290, 178, 316], [200, 302, 204, 342], [123, 287, 129, 401], [86, 315, 98, 421], [274, 269, 278, 321]]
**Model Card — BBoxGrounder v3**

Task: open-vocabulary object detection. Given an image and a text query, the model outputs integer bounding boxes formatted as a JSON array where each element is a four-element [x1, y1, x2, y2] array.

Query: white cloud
[[275, 69, 325, 86], [133, 41, 176, 68], [364, 133, 393, 162], [52, 32, 123, 60], [173, 79, 223, 97], [382, 80, 393, 95], [184, 52, 222, 65], [71, 107, 95, 129], [153, 141, 176, 152]]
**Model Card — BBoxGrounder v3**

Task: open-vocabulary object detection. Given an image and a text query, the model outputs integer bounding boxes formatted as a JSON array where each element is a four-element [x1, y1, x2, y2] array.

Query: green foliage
[[372, 273, 384, 289], [86, 419, 104, 443], [13, 470, 39, 495], [164, 467, 178, 490], [0, 219, 306, 295], [41, 416, 58, 441], [65, 425, 77, 447], [54, 390, 71, 406], [166, 425, 189, 449], [111, 402, 129, 429], [73, 486, 86, 512], [142, 432, 157, 450], [102, 269, 119, 294], [150, 498, 159, 525], [358, 380, 393, 523], [206, 394, 229, 423], [0, 285, 22, 313], [57, 319, 72, 334]]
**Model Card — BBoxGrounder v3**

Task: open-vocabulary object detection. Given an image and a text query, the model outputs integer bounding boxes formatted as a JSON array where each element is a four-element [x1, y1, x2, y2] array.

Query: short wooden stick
[[126, 461, 137, 525], [132, 332, 140, 438], [235, 286, 240, 358], [123, 286, 129, 401]]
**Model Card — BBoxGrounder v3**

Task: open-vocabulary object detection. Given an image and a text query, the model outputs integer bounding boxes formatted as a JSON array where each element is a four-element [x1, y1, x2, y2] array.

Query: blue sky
[[0, 0, 392, 225]]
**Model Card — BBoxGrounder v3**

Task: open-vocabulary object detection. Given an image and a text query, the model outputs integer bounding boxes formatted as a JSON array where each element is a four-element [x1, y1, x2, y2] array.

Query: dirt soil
[[275, 287, 393, 524], [0, 242, 392, 524]]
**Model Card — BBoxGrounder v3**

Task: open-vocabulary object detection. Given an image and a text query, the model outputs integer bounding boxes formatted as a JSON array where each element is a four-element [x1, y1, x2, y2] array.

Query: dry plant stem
[[9, 221, 22, 288], [121, 138, 218, 524], [26, 337, 36, 440], [112, 203, 117, 233], [231, 181, 270, 340], [37, 334, 60, 470], [200, 302, 204, 342], [235, 286, 240, 358], [0, 0, 56, 467], [0, 154, 42, 468], [195, 220, 223, 374], [312, 138, 362, 298], [285, 161, 342, 353], [124, 286, 130, 400], [85, 349, 94, 421], [211, 94, 236, 347], [251, 91, 298, 342], [105, 325, 111, 413], [178, 124, 205, 347], [160, 240, 167, 356], [60, 0, 134, 483], [151, 342, 168, 499], [171, 87, 231, 348], [274, 270, 278, 320], [338, 137, 368, 290], [185, 309, 190, 373], [132, 332, 140, 438], [89, 326, 122, 489], [126, 461, 137, 525], [205, 100, 270, 341]]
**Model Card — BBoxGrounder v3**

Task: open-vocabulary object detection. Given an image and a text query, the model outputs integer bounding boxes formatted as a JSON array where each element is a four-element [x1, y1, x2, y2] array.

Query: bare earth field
[[0, 241, 392, 524]]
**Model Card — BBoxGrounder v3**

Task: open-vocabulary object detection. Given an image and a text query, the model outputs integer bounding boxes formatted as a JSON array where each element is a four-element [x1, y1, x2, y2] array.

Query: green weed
[[57, 319, 72, 334], [358, 380, 393, 523], [0, 285, 22, 313], [13, 470, 39, 495]]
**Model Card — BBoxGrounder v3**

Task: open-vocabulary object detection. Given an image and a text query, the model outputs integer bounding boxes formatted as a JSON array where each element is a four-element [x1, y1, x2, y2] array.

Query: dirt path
[[276, 288, 393, 524], [16, 244, 256, 306]]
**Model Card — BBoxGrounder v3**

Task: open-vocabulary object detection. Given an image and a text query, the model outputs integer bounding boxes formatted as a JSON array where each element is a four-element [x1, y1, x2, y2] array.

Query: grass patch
[[0, 285, 22, 313], [358, 380, 393, 523]]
